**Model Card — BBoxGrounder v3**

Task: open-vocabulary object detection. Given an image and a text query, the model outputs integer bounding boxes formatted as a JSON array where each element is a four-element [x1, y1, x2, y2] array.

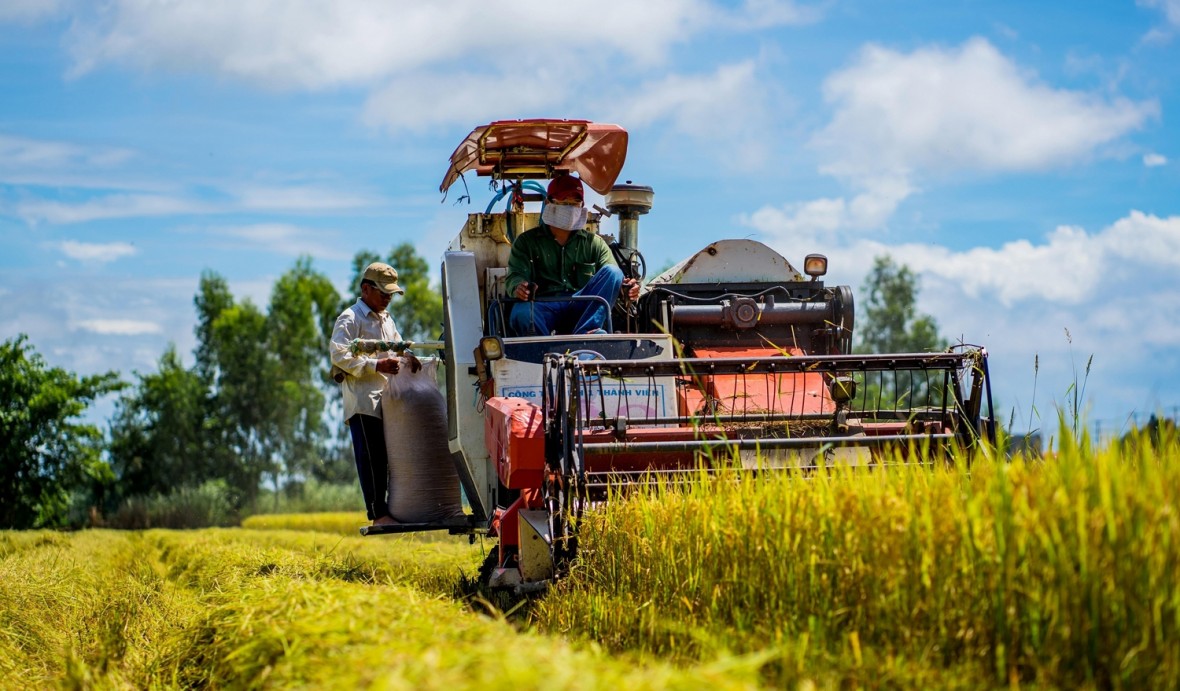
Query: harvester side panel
[[442, 251, 492, 521], [484, 396, 545, 490]]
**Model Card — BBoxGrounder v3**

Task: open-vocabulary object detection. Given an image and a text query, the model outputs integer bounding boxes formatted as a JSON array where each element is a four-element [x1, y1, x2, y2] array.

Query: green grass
[[247, 480, 366, 515]]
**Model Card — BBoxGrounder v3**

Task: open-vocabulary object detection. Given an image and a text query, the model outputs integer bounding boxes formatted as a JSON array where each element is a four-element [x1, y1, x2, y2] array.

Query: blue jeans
[[509, 265, 622, 336]]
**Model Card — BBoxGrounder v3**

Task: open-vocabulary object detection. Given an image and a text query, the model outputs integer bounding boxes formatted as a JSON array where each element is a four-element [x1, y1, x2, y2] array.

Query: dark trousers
[[348, 413, 391, 521]]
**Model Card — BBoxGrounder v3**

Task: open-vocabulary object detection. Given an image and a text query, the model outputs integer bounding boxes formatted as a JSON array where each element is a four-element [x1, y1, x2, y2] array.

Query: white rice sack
[[381, 357, 464, 523]]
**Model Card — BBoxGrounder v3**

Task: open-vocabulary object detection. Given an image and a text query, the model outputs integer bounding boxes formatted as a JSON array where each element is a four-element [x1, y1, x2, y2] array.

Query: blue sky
[[2, 0, 1178, 441]]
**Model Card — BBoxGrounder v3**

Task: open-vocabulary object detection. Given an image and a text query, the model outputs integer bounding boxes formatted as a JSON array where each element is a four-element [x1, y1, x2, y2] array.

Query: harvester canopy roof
[[440, 119, 628, 196]]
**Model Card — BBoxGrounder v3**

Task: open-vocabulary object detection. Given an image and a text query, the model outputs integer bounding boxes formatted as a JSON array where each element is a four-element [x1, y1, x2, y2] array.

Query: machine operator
[[505, 174, 640, 336]]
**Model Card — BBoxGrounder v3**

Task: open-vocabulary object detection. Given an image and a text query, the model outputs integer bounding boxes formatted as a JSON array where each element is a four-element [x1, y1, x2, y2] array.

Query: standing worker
[[329, 262, 416, 527], [505, 173, 640, 336]]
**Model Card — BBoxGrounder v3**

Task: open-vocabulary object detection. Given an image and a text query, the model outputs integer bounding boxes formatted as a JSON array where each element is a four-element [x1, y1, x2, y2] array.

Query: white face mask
[[542, 203, 588, 231]]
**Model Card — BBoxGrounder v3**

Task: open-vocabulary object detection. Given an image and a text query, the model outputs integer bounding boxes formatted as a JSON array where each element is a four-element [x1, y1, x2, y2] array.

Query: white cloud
[[235, 184, 381, 213], [875, 226, 1108, 305], [16, 193, 210, 225], [742, 175, 915, 246], [765, 38, 1157, 237], [365, 59, 788, 170], [1144, 152, 1168, 167], [1140, 0, 1180, 26], [363, 70, 567, 133], [1, 275, 198, 384], [607, 61, 782, 169], [0, 133, 134, 170], [717, 0, 822, 29], [0, 133, 184, 194], [750, 209, 1180, 431], [817, 38, 1156, 180], [750, 209, 1180, 307], [62, 1, 812, 89], [0, 0, 69, 24], [74, 318, 161, 335], [62, 1, 674, 86], [59, 240, 138, 263], [211, 223, 350, 260], [9, 181, 382, 225]]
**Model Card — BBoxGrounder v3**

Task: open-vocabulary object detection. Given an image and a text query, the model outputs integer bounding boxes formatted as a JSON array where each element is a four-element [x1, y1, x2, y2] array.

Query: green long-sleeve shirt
[[505, 224, 617, 297]]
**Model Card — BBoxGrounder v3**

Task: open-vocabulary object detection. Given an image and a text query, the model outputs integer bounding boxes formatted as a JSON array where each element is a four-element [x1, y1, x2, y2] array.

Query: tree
[[205, 299, 277, 506], [266, 257, 341, 486], [1119, 414, 1178, 452], [855, 255, 947, 413], [108, 260, 348, 511], [108, 271, 257, 509], [194, 270, 234, 384], [345, 243, 443, 342], [0, 335, 123, 528], [108, 345, 207, 500], [857, 255, 946, 354]]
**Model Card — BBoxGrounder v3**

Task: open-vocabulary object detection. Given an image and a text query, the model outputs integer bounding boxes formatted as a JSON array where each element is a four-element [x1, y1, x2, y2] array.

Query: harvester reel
[[543, 469, 584, 576]]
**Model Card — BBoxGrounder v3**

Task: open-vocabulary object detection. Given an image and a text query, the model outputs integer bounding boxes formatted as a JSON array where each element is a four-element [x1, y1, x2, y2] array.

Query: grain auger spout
[[347, 338, 445, 355]]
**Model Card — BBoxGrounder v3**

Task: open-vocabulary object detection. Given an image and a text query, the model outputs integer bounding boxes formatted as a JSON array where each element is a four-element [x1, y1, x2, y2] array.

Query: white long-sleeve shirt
[[330, 298, 401, 420]]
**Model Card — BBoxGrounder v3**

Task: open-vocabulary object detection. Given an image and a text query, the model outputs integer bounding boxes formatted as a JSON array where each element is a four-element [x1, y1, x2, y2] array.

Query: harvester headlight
[[804, 254, 828, 278], [829, 376, 856, 403], [479, 336, 505, 361]]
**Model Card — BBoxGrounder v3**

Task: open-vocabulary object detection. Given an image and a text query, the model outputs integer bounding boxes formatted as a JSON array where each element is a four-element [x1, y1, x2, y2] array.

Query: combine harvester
[[363, 119, 995, 590]]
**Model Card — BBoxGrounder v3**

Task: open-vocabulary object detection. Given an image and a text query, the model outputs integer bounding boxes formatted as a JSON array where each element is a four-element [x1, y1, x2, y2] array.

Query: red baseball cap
[[547, 174, 584, 203]]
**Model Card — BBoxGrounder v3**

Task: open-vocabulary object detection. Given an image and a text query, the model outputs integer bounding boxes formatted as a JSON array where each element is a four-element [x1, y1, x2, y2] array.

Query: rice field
[[538, 430, 1180, 688], [2, 429, 1177, 689]]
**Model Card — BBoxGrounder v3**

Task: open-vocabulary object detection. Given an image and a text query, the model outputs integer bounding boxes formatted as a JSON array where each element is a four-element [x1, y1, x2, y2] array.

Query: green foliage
[[206, 298, 279, 503], [346, 243, 443, 342], [853, 255, 949, 412], [193, 270, 233, 384], [857, 254, 946, 354], [1119, 413, 1177, 452], [265, 256, 341, 486], [108, 257, 346, 514], [0, 335, 122, 529], [104, 480, 238, 529], [247, 479, 363, 515], [108, 345, 207, 500]]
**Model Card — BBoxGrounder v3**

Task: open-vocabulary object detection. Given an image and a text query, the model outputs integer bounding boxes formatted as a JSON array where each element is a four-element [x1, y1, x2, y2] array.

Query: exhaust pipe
[[605, 182, 653, 252]]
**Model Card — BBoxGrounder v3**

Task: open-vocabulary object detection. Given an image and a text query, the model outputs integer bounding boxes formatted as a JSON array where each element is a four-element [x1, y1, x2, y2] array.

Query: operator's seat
[[486, 296, 516, 337], [487, 294, 615, 338]]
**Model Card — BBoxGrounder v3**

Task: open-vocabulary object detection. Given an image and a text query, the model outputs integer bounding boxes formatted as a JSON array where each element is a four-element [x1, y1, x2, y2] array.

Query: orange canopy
[[440, 119, 628, 196]]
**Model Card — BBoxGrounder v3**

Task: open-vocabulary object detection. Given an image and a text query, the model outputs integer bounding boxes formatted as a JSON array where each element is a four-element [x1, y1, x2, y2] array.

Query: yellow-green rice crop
[[5, 429, 1177, 689], [535, 429, 1180, 689], [0, 528, 763, 689], [240, 511, 369, 535]]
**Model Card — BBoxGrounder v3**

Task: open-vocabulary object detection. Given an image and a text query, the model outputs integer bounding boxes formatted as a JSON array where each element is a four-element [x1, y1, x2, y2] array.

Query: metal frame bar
[[566, 351, 978, 378]]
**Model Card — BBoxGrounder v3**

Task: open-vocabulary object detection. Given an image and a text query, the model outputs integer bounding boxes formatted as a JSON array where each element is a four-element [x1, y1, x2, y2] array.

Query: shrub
[[106, 481, 237, 529]]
